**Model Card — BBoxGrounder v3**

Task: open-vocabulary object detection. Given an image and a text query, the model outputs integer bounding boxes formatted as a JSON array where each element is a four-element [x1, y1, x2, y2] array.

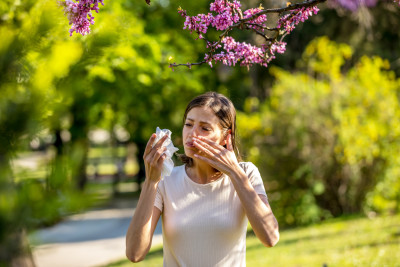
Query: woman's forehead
[[186, 107, 220, 125]]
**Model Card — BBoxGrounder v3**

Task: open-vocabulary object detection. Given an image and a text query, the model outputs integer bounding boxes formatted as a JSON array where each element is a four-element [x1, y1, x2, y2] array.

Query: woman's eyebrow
[[186, 118, 212, 125]]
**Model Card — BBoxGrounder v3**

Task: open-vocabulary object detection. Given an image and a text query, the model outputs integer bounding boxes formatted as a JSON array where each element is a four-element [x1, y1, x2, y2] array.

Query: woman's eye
[[202, 127, 211, 131], [184, 123, 192, 127]]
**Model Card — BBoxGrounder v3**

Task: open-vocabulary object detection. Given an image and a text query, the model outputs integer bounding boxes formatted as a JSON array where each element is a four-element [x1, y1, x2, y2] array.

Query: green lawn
[[108, 214, 400, 267]]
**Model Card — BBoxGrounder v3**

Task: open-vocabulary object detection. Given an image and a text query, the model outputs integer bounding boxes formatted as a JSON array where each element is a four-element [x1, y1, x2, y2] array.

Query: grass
[[246, 214, 400, 267], [106, 214, 400, 267]]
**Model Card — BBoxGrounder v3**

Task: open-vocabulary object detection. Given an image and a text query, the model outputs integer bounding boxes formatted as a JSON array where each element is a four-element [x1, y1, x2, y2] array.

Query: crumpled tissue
[[152, 127, 179, 177]]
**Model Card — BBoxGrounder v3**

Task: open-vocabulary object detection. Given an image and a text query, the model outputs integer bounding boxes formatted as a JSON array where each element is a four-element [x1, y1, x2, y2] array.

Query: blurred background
[[0, 0, 399, 266]]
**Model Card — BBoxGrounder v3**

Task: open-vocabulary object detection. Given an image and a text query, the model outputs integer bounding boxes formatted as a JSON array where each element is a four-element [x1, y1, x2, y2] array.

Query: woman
[[126, 92, 279, 266]]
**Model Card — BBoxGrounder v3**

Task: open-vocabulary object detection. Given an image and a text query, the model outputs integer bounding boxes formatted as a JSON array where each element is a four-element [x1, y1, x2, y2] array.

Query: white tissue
[[152, 127, 179, 177]]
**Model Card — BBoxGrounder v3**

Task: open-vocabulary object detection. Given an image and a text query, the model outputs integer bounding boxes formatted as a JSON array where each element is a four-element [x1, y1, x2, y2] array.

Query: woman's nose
[[190, 126, 199, 138]]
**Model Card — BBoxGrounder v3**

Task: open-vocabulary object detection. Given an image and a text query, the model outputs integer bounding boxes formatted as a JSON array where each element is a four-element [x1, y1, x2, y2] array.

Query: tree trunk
[[0, 157, 36, 266], [135, 139, 147, 189], [47, 128, 67, 191], [69, 101, 90, 191], [8, 229, 36, 267]]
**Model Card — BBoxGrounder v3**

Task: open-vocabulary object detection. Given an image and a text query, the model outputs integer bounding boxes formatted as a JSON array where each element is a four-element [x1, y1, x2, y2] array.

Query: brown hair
[[178, 91, 242, 166]]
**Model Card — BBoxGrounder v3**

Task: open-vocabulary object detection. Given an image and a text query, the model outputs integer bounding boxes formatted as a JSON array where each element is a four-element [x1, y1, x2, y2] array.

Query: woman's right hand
[[143, 133, 168, 183]]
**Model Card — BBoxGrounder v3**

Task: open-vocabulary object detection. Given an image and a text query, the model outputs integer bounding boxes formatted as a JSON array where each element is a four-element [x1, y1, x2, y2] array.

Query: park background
[[1, 0, 399, 266]]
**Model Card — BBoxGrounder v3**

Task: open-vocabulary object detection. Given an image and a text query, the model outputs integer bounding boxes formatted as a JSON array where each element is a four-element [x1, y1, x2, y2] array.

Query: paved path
[[29, 198, 162, 267]]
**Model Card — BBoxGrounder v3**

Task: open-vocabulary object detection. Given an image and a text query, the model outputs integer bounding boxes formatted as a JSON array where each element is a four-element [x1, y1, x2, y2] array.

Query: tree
[[0, 0, 212, 263]]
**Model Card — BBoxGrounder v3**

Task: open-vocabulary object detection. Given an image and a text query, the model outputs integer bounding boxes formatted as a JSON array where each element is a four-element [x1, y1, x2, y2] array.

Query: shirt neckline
[[183, 165, 226, 187]]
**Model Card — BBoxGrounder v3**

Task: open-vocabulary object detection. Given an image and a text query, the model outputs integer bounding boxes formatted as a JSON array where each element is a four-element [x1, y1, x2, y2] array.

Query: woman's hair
[[178, 91, 242, 166]]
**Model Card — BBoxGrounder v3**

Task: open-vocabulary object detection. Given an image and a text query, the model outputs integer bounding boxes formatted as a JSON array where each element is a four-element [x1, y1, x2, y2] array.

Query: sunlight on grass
[[107, 214, 400, 267], [246, 214, 400, 266]]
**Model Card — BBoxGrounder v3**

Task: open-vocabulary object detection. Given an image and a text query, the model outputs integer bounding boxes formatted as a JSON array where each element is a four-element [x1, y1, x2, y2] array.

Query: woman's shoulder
[[158, 164, 186, 191], [161, 164, 186, 181], [171, 164, 185, 173], [238, 161, 258, 172]]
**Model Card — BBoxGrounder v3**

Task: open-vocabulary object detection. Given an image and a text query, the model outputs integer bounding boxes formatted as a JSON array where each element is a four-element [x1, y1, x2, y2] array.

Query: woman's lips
[[185, 142, 195, 148]]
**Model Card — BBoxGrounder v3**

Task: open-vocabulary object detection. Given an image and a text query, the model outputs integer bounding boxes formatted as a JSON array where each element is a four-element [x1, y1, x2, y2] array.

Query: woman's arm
[[125, 133, 168, 262], [228, 168, 279, 247], [192, 134, 279, 247], [126, 182, 162, 262]]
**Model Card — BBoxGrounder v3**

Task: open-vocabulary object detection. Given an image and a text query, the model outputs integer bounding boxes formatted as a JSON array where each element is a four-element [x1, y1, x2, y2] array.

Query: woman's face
[[183, 106, 227, 158]]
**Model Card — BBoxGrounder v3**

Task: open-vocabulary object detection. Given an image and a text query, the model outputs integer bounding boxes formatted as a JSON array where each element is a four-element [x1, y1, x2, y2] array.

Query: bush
[[238, 37, 400, 226]]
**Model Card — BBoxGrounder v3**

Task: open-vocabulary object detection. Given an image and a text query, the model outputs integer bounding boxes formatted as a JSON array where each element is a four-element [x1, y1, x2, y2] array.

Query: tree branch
[[173, 0, 327, 68], [242, 0, 327, 24]]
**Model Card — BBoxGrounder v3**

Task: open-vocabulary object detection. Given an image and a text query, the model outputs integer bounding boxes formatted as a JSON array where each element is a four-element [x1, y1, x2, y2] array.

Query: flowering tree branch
[[58, 0, 104, 36], [169, 0, 326, 70], [57, 0, 399, 67]]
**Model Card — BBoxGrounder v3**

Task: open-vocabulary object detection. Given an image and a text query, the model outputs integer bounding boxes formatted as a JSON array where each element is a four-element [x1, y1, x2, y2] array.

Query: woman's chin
[[184, 148, 196, 158]]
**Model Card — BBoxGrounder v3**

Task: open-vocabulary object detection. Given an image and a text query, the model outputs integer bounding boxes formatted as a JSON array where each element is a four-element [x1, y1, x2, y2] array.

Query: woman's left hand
[[192, 134, 240, 176]]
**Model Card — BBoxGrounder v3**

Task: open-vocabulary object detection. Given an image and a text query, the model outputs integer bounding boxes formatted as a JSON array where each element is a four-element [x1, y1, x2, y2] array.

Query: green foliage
[[0, 0, 216, 262], [106, 214, 400, 267], [246, 214, 400, 266], [238, 37, 400, 226], [1, 0, 399, 263]]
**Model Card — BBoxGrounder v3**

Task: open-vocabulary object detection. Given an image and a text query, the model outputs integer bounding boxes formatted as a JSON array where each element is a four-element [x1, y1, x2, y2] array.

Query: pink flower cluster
[[181, 0, 242, 35], [208, 36, 268, 67], [243, 8, 267, 30], [270, 41, 287, 54], [210, 0, 241, 13], [206, 37, 286, 68], [59, 0, 104, 36], [277, 6, 319, 33], [177, 0, 317, 68], [182, 12, 213, 37]]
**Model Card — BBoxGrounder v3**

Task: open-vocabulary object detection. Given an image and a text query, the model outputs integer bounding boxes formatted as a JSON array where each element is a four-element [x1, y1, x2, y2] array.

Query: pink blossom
[[277, 6, 319, 33], [270, 41, 286, 54], [177, 0, 319, 68], [244, 8, 267, 30], [209, 36, 269, 67], [59, 0, 104, 36]]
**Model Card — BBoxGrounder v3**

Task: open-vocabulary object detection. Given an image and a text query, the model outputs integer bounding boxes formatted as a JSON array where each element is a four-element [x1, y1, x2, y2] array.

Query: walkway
[[29, 198, 162, 267]]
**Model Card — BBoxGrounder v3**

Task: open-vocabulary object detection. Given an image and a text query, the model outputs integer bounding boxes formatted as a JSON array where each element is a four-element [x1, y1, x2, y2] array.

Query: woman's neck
[[186, 160, 222, 184]]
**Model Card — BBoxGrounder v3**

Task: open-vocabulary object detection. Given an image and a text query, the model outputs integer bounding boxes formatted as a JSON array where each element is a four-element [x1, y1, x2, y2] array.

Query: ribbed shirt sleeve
[[241, 162, 268, 198]]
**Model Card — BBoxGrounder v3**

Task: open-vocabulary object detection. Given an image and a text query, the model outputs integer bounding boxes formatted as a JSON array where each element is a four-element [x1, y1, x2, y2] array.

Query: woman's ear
[[222, 129, 232, 146]]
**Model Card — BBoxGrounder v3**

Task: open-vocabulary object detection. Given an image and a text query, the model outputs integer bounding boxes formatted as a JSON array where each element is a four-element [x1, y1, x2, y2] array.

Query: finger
[[151, 146, 167, 166], [146, 135, 169, 161], [193, 139, 217, 158], [196, 136, 224, 151], [193, 137, 220, 154], [157, 153, 167, 168], [227, 134, 233, 151], [144, 134, 156, 158], [153, 134, 169, 150]]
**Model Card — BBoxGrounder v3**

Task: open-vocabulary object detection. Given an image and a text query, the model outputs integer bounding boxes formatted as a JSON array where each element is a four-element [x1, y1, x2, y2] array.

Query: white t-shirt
[[154, 162, 267, 267]]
